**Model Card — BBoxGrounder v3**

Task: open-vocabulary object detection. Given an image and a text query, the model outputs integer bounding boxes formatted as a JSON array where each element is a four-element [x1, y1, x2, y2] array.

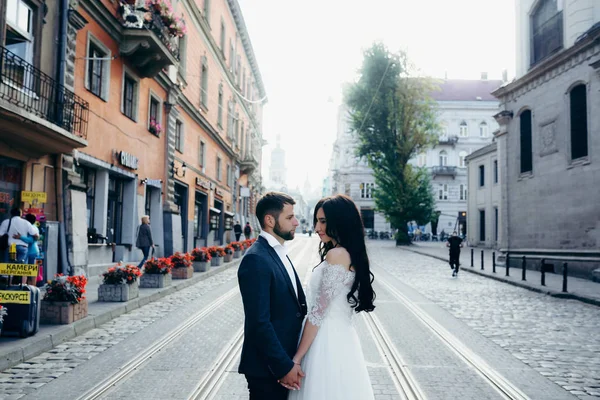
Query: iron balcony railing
[[531, 11, 563, 66], [0, 46, 89, 139], [437, 135, 459, 146], [431, 166, 457, 176]]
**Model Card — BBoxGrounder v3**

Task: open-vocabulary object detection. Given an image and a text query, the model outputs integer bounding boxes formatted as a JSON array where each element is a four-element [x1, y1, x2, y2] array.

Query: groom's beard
[[274, 222, 295, 241]]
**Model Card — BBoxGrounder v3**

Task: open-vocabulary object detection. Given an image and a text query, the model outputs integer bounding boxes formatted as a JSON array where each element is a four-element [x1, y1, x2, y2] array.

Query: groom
[[238, 192, 307, 399]]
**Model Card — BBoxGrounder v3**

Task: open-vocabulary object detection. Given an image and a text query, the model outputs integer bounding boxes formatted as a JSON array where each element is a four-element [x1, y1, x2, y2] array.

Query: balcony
[[0, 46, 89, 157], [239, 153, 259, 175], [119, 3, 180, 78], [431, 166, 457, 179], [436, 135, 459, 147]]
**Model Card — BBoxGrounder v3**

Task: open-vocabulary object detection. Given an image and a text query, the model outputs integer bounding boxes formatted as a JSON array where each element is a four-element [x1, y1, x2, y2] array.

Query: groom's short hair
[[256, 192, 296, 229]]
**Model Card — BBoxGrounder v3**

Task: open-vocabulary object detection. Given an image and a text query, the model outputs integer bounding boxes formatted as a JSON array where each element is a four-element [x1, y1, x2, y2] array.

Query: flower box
[[224, 253, 233, 263], [211, 256, 223, 267], [172, 266, 193, 279], [140, 273, 172, 288], [98, 281, 139, 302], [40, 299, 88, 325], [233, 250, 242, 259], [192, 261, 209, 272]]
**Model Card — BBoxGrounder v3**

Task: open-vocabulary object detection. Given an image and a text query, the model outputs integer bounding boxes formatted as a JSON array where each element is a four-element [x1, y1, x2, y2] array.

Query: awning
[[224, 211, 235, 217], [209, 207, 221, 214]]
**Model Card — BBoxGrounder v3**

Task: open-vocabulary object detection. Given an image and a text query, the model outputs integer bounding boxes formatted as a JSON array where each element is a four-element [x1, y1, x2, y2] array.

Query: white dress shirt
[[0, 216, 38, 247], [260, 231, 298, 297]]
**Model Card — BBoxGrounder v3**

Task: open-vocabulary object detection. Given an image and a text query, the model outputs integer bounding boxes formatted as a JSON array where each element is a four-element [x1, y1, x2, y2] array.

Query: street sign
[[0, 290, 30, 304], [21, 191, 47, 203], [0, 263, 38, 276]]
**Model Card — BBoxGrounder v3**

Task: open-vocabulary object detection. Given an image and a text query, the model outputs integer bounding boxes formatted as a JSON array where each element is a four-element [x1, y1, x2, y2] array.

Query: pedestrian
[[0, 208, 38, 284], [238, 192, 306, 399], [446, 231, 464, 277], [135, 215, 154, 268], [12, 213, 40, 285], [233, 220, 242, 241], [243, 221, 252, 240]]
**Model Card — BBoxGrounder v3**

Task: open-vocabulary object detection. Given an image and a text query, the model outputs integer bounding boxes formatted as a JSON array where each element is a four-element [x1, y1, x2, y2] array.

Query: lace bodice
[[306, 261, 356, 327]]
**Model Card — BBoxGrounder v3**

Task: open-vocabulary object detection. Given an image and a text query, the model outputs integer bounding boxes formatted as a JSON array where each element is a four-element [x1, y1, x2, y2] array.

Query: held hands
[[278, 362, 305, 391]]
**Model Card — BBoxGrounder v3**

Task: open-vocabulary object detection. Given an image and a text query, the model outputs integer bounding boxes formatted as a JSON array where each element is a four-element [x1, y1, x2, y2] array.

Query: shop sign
[[23, 207, 46, 221], [144, 179, 162, 188], [196, 178, 211, 190], [240, 187, 250, 198], [0, 262, 38, 277], [21, 191, 47, 204], [0, 290, 30, 304], [119, 151, 139, 170]]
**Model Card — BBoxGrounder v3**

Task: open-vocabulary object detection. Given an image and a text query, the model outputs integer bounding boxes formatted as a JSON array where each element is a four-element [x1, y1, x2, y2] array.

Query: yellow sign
[[21, 191, 47, 203], [0, 290, 30, 304], [0, 263, 38, 277]]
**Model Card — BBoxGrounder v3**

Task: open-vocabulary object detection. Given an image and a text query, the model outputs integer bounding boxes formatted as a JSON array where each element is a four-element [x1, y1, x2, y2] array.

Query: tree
[[344, 43, 438, 245]]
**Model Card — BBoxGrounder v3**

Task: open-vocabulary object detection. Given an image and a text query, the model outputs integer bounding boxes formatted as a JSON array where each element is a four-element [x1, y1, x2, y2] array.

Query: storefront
[[141, 178, 164, 257], [0, 156, 22, 222], [173, 182, 189, 253], [194, 177, 210, 248]]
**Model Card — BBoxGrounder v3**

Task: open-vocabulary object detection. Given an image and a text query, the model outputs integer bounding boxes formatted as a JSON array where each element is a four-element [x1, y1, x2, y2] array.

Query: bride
[[287, 194, 376, 400]]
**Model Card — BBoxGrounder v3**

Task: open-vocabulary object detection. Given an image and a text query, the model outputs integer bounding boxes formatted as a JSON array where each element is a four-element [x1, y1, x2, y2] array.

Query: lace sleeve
[[307, 263, 349, 326]]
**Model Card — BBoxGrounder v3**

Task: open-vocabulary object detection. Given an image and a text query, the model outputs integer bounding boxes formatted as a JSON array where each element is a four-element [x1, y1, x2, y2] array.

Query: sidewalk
[[0, 259, 241, 372], [403, 242, 600, 307]]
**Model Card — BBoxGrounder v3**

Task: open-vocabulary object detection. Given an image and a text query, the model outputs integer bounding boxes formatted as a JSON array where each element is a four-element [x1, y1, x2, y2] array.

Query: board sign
[[119, 151, 139, 170], [0, 290, 30, 304], [0, 263, 39, 277], [21, 191, 47, 203]]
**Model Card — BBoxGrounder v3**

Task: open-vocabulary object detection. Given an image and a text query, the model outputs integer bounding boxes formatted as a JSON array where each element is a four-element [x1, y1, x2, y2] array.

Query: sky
[[238, 0, 516, 193]]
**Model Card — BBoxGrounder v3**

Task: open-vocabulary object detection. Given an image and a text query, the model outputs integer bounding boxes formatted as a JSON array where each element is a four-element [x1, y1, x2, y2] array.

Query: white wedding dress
[[289, 261, 374, 400]]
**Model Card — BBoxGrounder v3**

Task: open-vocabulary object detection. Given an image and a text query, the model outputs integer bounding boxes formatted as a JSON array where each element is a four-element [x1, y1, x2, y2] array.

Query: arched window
[[459, 121, 468, 137], [479, 121, 488, 137], [417, 153, 427, 167], [459, 151, 467, 167], [531, 0, 563, 65], [520, 110, 532, 173], [439, 150, 448, 166], [570, 84, 588, 160]]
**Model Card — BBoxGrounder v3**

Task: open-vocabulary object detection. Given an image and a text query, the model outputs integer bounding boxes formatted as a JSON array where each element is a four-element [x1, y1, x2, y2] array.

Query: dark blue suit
[[238, 236, 307, 399]]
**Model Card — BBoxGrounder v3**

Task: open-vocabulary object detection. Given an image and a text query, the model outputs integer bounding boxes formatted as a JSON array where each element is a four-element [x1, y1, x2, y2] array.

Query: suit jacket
[[238, 236, 307, 379]]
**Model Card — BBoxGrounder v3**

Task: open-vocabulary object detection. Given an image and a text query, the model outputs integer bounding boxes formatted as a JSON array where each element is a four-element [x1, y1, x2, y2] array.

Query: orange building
[[63, 0, 266, 276]]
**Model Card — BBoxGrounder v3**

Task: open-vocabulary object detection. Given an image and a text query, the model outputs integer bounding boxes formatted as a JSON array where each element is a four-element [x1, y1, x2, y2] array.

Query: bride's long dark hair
[[313, 194, 375, 313]]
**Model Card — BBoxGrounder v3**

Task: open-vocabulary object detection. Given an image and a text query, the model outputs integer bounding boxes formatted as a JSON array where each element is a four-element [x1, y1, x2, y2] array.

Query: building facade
[[491, 0, 600, 279], [0, 0, 265, 280]]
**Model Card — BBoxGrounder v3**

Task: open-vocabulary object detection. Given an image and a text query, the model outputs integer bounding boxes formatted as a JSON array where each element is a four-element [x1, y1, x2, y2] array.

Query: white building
[[410, 78, 502, 237], [269, 135, 287, 185], [491, 0, 600, 279]]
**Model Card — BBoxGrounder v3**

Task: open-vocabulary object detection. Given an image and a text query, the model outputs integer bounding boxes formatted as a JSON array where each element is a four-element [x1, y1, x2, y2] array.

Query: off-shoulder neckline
[[321, 260, 355, 273]]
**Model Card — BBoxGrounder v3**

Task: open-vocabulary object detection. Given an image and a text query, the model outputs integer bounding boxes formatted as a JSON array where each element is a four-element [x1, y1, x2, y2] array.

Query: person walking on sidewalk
[[243, 222, 253, 240], [446, 231, 463, 277], [136, 215, 154, 268], [234, 221, 243, 241]]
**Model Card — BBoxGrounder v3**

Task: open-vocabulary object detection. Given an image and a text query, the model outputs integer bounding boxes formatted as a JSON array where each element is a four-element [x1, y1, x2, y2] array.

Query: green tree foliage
[[345, 43, 439, 245]]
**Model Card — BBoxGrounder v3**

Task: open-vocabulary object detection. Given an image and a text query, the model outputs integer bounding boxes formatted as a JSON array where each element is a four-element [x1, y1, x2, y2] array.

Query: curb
[[403, 248, 600, 308], [0, 259, 241, 372]]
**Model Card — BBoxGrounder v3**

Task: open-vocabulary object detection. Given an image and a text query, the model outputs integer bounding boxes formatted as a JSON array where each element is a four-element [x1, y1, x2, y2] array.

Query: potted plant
[[149, 118, 162, 135], [140, 257, 173, 288], [98, 263, 142, 302], [224, 245, 234, 263], [207, 246, 225, 266], [170, 252, 193, 279], [191, 247, 211, 272], [0, 305, 6, 332], [41, 274, 88, 324], [230, 242, 242, 259]]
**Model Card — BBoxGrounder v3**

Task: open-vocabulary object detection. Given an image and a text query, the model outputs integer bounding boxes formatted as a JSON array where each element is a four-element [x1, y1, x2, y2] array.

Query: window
[[519, 110, 533, 173], [439, 123, 448, 140], [199, 140, 206, 168], [570, 84, 588, 160], [531, 0, 563, 65], [227, 101, 234, 138], [479, 165, 485, 187], [459, 184, 465, 200], [494, 207, 498, 241], [76, 166, 96, 228], [459, 151, 467, 167], [459, 121, 468, 137], [106, 177, 124, 243], [203, 0, 210, 23], [239, 121, 244, 148], [479, 121, 488, 137], [360, 183, 374, 199], [229, 40, 235, 72], [148, 95, 161, 135], [438, 184, 448, 200], [417, 153, 426, 167], [5, 0, 34, 66], [175, 121, 183, 152], [217, 84, 223, 127], [145, 186, 152, 217], [219, 20, 226, 56], [226, 164, 231, 187], [493, 160, 498, 183], [178, 35, 187, 77], [479, 210, 485, 242], [85, 35, 111, 100], [121, 73, 138, 121], [216, 157, 222, 181], [344, 183, 350, 196], [200, 58, 208, 108], [439, 150, 448, 166]]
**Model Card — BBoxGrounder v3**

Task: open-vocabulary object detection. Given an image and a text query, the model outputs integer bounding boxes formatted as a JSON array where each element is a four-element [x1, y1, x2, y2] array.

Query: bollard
[[471, 248, 474, 267], [562, 262, 568, 293], [541, 259, 546, 286], [492, 252, 496, 273], [481, 250, 484, 270], [521, 256, 526, 281]]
